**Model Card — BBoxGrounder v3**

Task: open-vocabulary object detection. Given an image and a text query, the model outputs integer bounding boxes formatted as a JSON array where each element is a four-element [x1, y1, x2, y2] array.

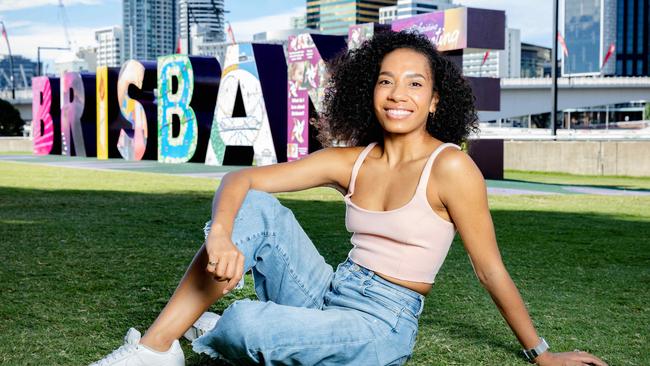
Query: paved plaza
[[2, 154, 649, 196]]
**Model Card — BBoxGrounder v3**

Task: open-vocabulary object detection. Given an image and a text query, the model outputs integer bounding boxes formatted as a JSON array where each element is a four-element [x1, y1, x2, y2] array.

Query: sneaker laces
[[90, 328, 141, 366]]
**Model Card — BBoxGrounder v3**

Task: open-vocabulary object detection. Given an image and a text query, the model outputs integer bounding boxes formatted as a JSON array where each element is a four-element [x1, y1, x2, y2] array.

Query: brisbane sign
[[31, 8, 504, 166]]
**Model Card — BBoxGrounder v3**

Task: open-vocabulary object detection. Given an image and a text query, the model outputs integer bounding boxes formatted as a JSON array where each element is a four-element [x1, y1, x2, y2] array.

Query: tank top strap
[[347, 142, 378, 196], [414, 143, 461, 196]]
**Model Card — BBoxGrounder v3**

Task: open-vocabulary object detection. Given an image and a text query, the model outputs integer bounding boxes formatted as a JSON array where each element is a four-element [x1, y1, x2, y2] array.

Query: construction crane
[[58, 0, 73, 49]]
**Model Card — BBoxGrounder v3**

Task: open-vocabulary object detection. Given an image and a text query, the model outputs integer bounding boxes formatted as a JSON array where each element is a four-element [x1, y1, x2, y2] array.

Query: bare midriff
[[375, 271, 432, 296]]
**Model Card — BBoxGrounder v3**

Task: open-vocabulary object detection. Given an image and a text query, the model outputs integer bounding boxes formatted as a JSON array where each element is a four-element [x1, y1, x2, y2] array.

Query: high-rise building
[[616, 0, 649, 76], [123, 0, 177, 61], [463, 28, 521, 78], [290, 15, 307, 29], [54, 53, 88, 75], [562, 0, 617, 76], [520, 43, 551, 78], [379, 6, 398, 24], [95, 26, 124, 67], [379, 0, 456, 24], [179, 0, 225, 54], [562, 0, 650, 77], [76, 46, 98, 71], [396, 0, 454, 18], [306, 0, 397, 35]]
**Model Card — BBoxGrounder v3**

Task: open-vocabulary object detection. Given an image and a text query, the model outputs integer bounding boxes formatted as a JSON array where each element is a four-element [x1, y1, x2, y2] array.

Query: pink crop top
[[344, 142, 461, 283]]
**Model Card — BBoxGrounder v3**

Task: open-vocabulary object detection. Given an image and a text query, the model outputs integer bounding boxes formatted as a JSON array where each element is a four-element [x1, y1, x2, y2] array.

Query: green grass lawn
[[1, 162, 649, 365], [505, 170, 650, 191]]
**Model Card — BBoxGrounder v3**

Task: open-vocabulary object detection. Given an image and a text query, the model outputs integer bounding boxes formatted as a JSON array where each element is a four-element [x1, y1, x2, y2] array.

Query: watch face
[[216, 69, 265, 146]]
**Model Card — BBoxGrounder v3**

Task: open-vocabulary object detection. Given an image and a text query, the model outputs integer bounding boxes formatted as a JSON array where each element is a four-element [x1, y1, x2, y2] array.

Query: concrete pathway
[[2, 154, 649, 196], [0, 154, 239, 179]]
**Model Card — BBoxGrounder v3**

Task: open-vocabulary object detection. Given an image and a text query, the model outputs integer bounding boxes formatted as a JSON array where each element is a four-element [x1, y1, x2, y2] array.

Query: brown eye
[[378, 79, 391, 85], [411, 81, 422, 87]]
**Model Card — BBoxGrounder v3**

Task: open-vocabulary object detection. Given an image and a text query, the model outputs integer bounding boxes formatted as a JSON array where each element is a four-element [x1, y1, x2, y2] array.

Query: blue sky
[[0, 0, 552, 65], [1, 0, 305, 30], [0, 0, 305, 60]]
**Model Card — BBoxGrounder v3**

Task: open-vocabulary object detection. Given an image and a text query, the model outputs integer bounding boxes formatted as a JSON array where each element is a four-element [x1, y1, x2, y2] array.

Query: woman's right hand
[[200, 147, 352, 294], [534, 350, 608, 366], [204, 228, 245, 295]]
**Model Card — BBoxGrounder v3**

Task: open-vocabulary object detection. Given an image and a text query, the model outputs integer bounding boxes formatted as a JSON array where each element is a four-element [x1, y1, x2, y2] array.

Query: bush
[[0, 98, 24, 136]]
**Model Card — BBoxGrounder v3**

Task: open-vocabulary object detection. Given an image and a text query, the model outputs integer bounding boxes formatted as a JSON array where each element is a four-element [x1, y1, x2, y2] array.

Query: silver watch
[[522, 337, 549, 363]]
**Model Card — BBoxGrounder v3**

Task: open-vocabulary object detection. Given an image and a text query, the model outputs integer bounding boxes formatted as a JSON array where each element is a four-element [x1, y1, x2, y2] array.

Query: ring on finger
[[208, 261, 217, 266]]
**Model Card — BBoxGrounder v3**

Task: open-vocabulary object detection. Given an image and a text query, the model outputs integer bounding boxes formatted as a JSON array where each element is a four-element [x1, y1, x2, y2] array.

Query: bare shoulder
[[432, 146, 480, 176], [430, 145, 486, 202]]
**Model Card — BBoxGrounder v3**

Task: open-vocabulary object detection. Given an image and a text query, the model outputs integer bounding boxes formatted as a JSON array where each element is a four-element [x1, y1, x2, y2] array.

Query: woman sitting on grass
[[91, 31, 607, 366]]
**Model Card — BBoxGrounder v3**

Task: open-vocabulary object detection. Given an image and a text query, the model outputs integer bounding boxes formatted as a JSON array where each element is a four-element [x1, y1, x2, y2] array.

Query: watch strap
[[522, 337, 549, 363]]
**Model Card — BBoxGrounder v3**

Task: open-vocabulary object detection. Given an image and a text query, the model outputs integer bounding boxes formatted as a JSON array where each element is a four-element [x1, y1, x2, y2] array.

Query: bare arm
[[205, 147, 356, 293], [209, 147, 353, 234], [435, 149, 607, 366]]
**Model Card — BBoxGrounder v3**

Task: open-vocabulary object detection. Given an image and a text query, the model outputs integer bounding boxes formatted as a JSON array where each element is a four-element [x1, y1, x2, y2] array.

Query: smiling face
[[373, 48, 438, 136]]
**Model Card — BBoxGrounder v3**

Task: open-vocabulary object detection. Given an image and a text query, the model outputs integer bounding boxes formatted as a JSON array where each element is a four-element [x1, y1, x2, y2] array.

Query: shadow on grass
[[1, 186, 648, 365]]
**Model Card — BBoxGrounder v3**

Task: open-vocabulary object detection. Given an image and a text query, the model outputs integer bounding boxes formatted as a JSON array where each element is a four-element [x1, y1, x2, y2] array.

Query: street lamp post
[[37, 46, 71, 76], [551, 0, 559, 137], [187, 2, 192, 55]]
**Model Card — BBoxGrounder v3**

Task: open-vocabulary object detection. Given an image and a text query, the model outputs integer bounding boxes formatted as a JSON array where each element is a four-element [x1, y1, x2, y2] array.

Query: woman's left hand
[[534, 350, 608, 366]]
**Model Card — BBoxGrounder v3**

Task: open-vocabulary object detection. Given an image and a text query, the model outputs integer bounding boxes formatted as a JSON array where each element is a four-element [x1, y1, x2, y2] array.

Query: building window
[[626, 1, 634, 53], [627, 59, 633, 73], [637, 0, 644, 54]]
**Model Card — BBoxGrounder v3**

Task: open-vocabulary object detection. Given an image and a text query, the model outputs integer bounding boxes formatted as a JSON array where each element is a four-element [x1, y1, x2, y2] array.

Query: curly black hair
[[318, 30, 478, 146]]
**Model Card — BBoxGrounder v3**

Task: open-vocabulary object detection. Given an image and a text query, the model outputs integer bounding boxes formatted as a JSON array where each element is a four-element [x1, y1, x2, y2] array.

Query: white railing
[[502, 76, 650, 88], [475, 122, 650, 140]]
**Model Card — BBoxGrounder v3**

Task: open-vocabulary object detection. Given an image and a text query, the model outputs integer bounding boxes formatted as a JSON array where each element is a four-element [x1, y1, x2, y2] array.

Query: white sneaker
[[183, 311, 221, 341], [89, 328, 184, 366]]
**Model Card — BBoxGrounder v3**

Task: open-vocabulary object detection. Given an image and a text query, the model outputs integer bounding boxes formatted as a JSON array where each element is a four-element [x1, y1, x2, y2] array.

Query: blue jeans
[[192, 190, 425, 365]]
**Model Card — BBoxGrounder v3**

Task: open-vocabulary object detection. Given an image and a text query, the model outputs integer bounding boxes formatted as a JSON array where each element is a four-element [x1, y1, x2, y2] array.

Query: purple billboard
[[391, 7, 504, 52]]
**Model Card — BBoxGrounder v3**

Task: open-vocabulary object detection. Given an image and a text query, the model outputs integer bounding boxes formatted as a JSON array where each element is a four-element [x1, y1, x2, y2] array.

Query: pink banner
[[286, 34, 328, 161]]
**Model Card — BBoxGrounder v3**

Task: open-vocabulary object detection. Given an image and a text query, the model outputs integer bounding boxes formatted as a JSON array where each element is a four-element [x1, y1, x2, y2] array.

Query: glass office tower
[[123, 0, 177, 60], [306, 0, 397, 35], [562, 0, 617, 76]]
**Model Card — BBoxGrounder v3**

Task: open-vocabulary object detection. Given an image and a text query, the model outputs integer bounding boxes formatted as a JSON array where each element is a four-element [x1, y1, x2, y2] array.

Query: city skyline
[[0, 0, 551, 64]]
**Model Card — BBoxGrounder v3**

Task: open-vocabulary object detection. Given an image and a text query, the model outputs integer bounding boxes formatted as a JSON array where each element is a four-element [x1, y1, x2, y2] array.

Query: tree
[[0, 98, 24, 136], [644, 102, 650, 121]]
